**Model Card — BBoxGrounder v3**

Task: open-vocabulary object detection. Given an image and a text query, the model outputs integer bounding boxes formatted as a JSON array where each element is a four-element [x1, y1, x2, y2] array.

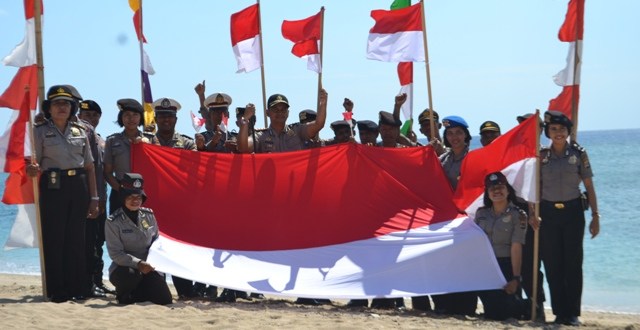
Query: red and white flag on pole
[[230, 4, 261, 73], [397, 62, 413, 121], [190, 110, 205, 132], [453, 115, 539, 218], [1, 0, 40, 249], [549, 0, 584, 119], [0, 0, 41, 110], [281, 10, 322, 73], [133, 143, 506, 298], [366, 3, 424, 62]]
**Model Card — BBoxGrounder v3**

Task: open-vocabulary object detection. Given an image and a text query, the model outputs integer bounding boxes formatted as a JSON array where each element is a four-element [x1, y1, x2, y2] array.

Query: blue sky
[[1, 0, 638, 140]]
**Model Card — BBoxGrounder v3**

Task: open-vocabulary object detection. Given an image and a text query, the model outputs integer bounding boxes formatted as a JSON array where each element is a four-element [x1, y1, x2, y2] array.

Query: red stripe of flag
[[558, 0, 584, 42], [230, 4, 260, 46], [369, 3, 423, 34]]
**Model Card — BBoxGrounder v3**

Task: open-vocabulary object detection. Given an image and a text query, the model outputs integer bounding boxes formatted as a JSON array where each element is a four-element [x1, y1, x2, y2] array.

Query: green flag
[[390, 0, 411, 10]]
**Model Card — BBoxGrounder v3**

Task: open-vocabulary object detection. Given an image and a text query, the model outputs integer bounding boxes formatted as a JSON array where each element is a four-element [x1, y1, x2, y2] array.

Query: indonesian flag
[[397, 62, 413, 121], [453, 115, 539, 218], [190, 110, 205, 132], [230, 4, 262, 73], [1, 0, 40, 249], [367, 3, 424, 62], [281, 9, 322, 73], [134, 143, 505, 298], [0, 0, 41, 110], [549, 0, 584, 119]]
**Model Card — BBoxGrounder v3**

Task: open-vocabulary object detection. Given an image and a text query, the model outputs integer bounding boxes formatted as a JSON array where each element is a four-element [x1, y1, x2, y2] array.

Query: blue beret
[[442, 115, 468, 129]]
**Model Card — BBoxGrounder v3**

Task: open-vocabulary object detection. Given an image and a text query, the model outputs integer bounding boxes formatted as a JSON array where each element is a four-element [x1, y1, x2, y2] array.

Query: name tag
[[121, 229, 133, 234]]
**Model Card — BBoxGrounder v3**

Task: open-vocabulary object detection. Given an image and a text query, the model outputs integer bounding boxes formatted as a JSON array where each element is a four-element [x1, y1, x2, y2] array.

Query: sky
[[1, 0, 639, 140]]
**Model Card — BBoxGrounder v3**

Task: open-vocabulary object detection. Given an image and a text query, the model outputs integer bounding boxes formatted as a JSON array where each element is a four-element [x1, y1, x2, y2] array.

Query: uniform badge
[[568, 155, 577, 165], [140, 218, 150, 229], [45, 131, 56, 138], [502, 214, 512, 223], [542, 157, 549, 165], [176, 140, 183, 147], [287, 129, 295, 137], [70, 127, 80, 137]]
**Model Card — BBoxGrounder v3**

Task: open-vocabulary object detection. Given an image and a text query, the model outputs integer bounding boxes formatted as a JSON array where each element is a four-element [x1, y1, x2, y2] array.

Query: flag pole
[[419, 0, 436, 141], [32, 0, 48, 299], [316, 7, 325, 110], [530, 109, 542, 321], [138, 0, 146, 123], [570, 2, 583, 142], [256, 0, 268, 128]]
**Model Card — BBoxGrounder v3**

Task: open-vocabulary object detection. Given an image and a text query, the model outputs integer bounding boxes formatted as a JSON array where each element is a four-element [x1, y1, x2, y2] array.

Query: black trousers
[[521, 222, 545, 306], [108, 189, 122, 215], [109, 266, 172, 305], [39, 173, 89, 299], [540, 199, 585, 317], [478, 257, 525, 320], [84, 211, 107, 292], [431, 291, 477, 315]]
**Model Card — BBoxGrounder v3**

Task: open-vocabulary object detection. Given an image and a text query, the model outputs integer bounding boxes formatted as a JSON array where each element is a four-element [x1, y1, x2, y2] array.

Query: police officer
[[439, 115, 472, 190], [417, 109, 446, 155], [104, 99, 159, 215], [237, 90, 328, 153], [538, 111, 600, 326], [78, 99, 117, 297], [475, 172, 527, 320], [356, 120, 379, 145], [433, 115, 476, 315], [377, 94, 408, 148], [105, 173, 173, 305], [195, 91, 234, 152], [296, 109, 324, 148], [325, 120, 354, 145], [27, 85, 100, 303], [479, 121, 501, 147], [153, 98, 196, 151]]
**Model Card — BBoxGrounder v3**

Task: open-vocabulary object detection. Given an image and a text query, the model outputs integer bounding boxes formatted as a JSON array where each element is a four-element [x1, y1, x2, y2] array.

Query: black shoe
[[88, 285, 107, 298], [234, 290, 250, 300], [295, 298, 321, 306], [554, 316, 567, 324], [370, 298, 395, 309], [72, 295, 86, 301], [565, 316, 580, 326], [50, 295, 69, 303], [215, 289, 237, 303], [203, 286, 218, 299], [95, 282, 116, 295], [346, 299, 368, 308], [249, 293, 265, 299]]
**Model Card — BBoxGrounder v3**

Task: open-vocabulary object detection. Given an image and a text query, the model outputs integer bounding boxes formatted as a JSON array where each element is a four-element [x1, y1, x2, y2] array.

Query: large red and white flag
[[1, 0, 40, 249], [230, 4, 261, 73], [453, 115, 539, 218], [367, 3, 424, 62], [0, 0, 41, 110], [133, 143, 505, 298], [549, 0, 584, 119], [281, 9, 322, 73]]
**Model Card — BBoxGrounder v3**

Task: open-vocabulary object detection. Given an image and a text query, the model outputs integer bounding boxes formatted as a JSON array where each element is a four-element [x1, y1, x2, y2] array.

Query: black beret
[[378, 111, 401, 127], [299, 109, 317, 122], [357, 120, 379, 132], [117, 98, 144, 115], [79, 100, 102, 114], [330, 120, 351, 131]]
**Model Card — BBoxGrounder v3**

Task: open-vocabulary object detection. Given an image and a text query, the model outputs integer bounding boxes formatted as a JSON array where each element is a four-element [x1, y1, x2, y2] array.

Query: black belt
[[541, 198, 580, 210], [44, 168, 86, 177]]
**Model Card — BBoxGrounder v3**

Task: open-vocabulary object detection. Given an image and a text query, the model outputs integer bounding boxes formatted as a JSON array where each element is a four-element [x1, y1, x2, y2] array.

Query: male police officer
[[479, 120, 501, 147], [153, 98, 196, 151]]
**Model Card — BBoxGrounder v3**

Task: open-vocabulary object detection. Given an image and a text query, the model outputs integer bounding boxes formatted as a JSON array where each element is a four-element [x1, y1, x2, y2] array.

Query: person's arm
[[305, 89, 328, 139], [195, 80, 206, 108], [237, 104, 255, 153], [583, 177, 599, 238], [393, 93, 407, 122], [85, 162, 99, 219], [504, 242, 523, 294]]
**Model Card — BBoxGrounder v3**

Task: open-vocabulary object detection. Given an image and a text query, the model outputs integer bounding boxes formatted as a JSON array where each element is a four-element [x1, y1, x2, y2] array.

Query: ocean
[[1, 128, 639, 313]]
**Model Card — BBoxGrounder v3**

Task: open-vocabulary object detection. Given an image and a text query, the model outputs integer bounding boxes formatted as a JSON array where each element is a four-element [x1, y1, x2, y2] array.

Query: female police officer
[[27, 85, 99, 302], [105, 173, 172, 305], [538, 111, 600, 326], [475, 172, 527, 320]]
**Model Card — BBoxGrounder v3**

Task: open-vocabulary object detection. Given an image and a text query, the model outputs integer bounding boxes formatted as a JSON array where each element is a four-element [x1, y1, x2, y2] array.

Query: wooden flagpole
[[256, 0, 268, 128], [316, 7, 325, 111], [530, 109, 542, 321], [570, 2, 583, 142], [419, 0, 436, 141], [138, 0, 146, 121], [32, 0, 47, 299]]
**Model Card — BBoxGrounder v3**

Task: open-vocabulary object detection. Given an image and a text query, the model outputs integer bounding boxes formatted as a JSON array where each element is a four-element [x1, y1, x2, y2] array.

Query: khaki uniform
[[439, 147, 468, 190], [34, 120, 93, 170], [254, 124, 309, 153], [157, 132, 196, 150], [105, 207, 158, 273], [475, 204, 527, 258], [540, 144, 593, 201]]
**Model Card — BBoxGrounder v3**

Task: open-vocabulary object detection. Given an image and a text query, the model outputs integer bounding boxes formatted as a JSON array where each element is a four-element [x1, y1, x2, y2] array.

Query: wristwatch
[[512, 275, 522, 283]]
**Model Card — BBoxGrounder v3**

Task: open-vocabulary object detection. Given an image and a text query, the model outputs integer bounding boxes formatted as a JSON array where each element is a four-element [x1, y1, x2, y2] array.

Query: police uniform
[[539, 131, 593, 321], [105, 173, 172, 305], [34, 85, 95, 302], [475, 199, 527, 320], [104, 99, 158, 214], [254, 124, 309, 152], [198, 93, 234, 153], [152, 98, 197, 151], [439, 115, 471, 190]]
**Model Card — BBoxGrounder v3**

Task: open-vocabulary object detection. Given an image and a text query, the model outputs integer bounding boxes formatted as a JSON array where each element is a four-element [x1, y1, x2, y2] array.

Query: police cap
[[357, 120, 379, 132], [299, 109, 317, 122], [543, 110, 573, 138], [330, 120, 351, 131], [378, 111, 401, 127], [79, 100, 102, 114], [267, 94, 289, 109], [152, 97, 181, 114], [479, 121, 501, 134], [117, 98, 144, 115], [442, 115, 469, 129], [120, 173, 147, 202], [418, 109, 439, 124], [204, 93, 232, 109], [484, 171, 508, 188]]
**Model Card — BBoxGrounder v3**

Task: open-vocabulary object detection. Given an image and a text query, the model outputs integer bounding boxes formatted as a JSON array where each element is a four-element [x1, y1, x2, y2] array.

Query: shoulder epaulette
[[70, 121, 87, 130], [34, 121, 47, 127], [139, 207, 154, 214], [106, 132, 119, 139], [107, 208, 124, 221], [255, 128, 268, 133], [180, 134, 194, 141], [517, 207, 528, 229], [570, 142, 585, 154]]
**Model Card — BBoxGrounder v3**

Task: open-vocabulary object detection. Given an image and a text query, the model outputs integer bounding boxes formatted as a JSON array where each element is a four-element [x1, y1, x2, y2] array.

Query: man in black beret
[[356, 120, 379, 145]]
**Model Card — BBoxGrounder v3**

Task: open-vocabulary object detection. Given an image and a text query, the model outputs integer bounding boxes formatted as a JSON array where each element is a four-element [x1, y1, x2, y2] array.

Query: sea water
[[1, 129, 638, 313]]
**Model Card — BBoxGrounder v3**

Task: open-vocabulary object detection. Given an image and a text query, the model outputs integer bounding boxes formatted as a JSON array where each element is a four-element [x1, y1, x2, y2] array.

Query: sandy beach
[[0, 274, 638, 329]]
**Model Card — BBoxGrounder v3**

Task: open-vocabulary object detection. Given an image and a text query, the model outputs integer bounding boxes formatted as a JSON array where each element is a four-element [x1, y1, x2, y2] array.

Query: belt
[[541, 198, 580, 210], [44, 168, 86, 177]]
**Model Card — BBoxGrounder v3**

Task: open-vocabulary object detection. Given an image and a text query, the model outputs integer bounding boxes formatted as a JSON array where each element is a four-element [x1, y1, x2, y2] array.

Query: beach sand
[[1, 274, 638, 330]]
